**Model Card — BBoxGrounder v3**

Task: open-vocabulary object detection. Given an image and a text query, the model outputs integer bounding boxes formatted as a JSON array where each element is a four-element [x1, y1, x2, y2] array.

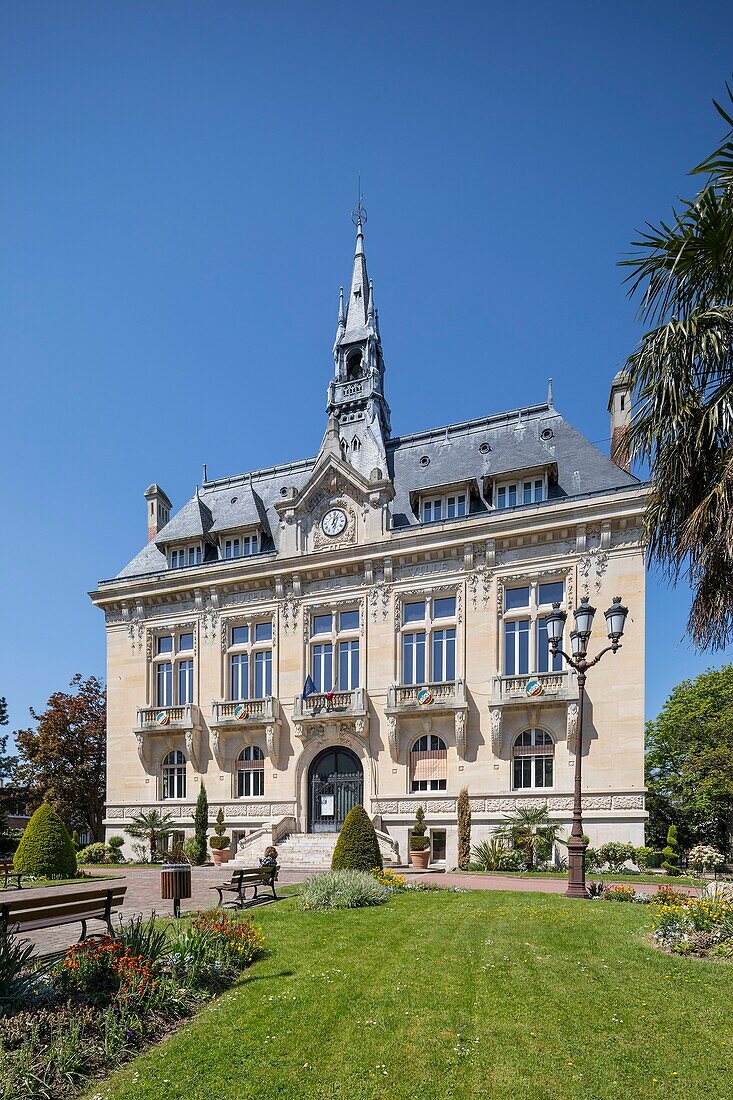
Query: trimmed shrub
[[107, 836, 125, 863], [193, 783, 209, 865], [298, 869, 390, 911], [13, 804, 77, 878], [409, 806, 430, 852], [661, 825, 681, 876], [457, 787, 471, 870], [331, 805, 382, 871], [209, 808, 231, 852], [598, 841, 635, 870], [77, 842, 109, 865], [498, 848, 524, 871], [633, 846, 653, 870]]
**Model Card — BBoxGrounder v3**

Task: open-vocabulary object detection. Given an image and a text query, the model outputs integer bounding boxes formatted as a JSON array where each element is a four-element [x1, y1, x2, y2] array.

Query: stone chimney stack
[[144, 484, 172, 542], [608, 370, 632, 474]]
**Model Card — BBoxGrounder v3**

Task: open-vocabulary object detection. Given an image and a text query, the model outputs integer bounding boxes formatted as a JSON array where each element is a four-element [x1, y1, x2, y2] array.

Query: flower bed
[[0, 910, 265, 1100], [650, 888, 733, 958]]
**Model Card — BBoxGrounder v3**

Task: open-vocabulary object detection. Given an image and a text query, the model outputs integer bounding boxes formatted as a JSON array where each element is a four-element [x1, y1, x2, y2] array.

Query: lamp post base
[[565, 836, 588, 899]]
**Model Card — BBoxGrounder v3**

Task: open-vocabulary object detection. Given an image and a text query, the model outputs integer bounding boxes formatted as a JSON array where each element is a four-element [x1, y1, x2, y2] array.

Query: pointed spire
[[343, 213, 370, 341]]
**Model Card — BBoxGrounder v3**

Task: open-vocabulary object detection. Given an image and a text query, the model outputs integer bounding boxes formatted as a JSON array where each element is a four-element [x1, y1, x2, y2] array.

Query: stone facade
[[90, 216, 648, 867]]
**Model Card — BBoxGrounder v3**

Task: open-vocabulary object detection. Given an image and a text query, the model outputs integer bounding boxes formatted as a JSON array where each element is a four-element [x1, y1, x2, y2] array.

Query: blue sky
[[1, 1, 732, 734]]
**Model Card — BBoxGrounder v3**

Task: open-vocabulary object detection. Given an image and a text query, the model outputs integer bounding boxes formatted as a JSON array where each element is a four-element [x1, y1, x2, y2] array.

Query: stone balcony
[[489, 671, 580, 752], [385, 680, 469, 760], [134, 704, 202, 771], [292, 688, 369, 741], [209, 697, 281, 767]]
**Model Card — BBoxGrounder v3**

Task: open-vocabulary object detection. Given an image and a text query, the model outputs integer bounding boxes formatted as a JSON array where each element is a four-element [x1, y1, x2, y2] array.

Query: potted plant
[[409, 806, 431, 870], [209, 808, 231, 867]]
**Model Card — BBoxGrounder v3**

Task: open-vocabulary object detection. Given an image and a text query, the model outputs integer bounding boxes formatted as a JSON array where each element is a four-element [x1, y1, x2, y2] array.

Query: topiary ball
[[13, 803, 78, 878], [331, 805, 383, 872]]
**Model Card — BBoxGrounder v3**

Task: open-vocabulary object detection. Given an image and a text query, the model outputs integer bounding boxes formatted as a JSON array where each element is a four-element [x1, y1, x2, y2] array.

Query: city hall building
[[90, 215, 647, 867]]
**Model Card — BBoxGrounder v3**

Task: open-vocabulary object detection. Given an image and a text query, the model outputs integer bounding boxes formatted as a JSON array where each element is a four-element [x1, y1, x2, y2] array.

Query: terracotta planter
[[410, 848, 430, 870], [220, 849, 231, 864], [211, 848, 224, 867]]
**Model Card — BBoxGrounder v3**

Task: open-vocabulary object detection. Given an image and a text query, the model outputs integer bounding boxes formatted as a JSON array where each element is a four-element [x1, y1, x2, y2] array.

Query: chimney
[[608, 370, 632, 474], [144, 484, 172, 542]]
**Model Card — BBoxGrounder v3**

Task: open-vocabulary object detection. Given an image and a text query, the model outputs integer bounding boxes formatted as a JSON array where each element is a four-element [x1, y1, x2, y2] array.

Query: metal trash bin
[[161, 863, 192, 918]]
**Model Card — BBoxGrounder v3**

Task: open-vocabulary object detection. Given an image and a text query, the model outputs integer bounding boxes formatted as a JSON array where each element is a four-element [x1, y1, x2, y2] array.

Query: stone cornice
[[90, 484, 649, 611]]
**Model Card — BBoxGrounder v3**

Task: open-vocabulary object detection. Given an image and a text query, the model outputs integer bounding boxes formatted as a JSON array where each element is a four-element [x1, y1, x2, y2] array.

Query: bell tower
[[326, 201, 391, 479]]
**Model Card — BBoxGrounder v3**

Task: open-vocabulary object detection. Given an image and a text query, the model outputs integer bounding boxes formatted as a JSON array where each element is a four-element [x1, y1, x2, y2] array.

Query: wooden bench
[[0, 859, 23, 890], [0, 884, 127, 942], [210, 865, 279, 908]]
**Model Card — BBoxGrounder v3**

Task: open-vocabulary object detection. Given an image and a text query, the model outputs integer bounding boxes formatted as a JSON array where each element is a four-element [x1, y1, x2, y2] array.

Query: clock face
[[321, 508, 348, 537]]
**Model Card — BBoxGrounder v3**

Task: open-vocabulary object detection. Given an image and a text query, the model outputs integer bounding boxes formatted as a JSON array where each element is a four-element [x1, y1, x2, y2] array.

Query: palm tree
[[494, 804, 563, 871], [125, 808, 176, 862], [622, 85, 733, 650]]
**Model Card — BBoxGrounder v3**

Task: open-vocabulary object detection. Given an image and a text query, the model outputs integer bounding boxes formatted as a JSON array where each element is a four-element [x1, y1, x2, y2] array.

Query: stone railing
[[135, 704, 201, 731], [491, 671, 577, 704], [333, 377, 366, 402], [210, 697, 278, 726], [234, 815, 296, 863], [293, 687, 367, 721], [386, 679, 466, 712]]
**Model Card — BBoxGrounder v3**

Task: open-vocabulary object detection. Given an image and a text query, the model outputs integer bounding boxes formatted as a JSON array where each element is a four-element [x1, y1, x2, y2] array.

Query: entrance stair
[[235, 828, 400, 869]]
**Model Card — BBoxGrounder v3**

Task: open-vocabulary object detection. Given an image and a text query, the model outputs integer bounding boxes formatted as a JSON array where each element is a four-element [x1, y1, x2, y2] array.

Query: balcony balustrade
[[386, 679, 466, 714], [210, 697, 279, 729], [293, 687, 367, 722], [491, 670, 578, 706], [135, 703, 201, 733]]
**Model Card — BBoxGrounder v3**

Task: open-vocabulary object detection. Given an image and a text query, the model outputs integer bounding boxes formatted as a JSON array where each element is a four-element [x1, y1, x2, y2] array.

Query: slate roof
[[115, 399, 639, 580]]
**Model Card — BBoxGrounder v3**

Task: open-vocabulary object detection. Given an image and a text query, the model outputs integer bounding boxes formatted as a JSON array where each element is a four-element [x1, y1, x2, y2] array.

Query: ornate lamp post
[[544, 595, 629, 898]]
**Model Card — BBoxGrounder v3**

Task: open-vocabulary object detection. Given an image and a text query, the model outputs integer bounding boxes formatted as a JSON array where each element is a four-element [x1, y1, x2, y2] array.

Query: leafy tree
[[189, 782, 209, 865], [13, 675, 106, 840], [495, 804, 563, 871], [457, 787, 471, 870], [0, 697, 14, 838], [13, 803, 77, 878], [331, 805, 382, 872], [622, 85, 733, 650], [125, 808, 176, 862], [645, 665, 733, 851]]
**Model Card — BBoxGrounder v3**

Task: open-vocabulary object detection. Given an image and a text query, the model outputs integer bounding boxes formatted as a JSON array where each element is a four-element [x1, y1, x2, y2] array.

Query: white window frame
[[512, 729, 555, 790], [400, 593, 458, 686], [151, 628, 196, 706], [409, 733, 448, 792], [225, 620, 273, 701], [494, 474, 547, 510], [501, 579, 565, 676], [169, 543, 203, 569], [421, 492, 468, 524], [222, 531, 260, 560], [309, 607, 360, 692], [161, 749, 187, 800], [236, 745, 265, 798]]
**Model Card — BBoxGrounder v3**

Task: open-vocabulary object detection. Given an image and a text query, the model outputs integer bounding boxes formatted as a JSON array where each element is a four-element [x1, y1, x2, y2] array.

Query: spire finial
[[351, 174, 367, 228], [547, 378, 554, 407], [367, 279, 375, 324], [338, 286, 345, 325]]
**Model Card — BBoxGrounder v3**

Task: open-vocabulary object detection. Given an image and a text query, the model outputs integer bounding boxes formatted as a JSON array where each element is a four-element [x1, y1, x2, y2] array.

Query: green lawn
[[84, 889, 733, 1100], [463, 870, 702, 887]]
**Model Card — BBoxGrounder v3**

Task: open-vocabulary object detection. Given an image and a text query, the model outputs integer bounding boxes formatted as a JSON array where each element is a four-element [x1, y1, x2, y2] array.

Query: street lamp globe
[[569, 630, 586, 658], [604, 596, 628, 642], [545, 602, 567, 646], [573, 596, 596, 638]]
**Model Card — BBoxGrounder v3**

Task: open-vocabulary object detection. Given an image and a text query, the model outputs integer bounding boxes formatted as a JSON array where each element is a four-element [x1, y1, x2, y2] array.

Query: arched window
[[410, 734, 447, 792], [513, 729, 554, 790], [346, 350, 363, 380], [351, 436, 361, 452], [237, 745, 265, 798], [162, 749, 186, 800]]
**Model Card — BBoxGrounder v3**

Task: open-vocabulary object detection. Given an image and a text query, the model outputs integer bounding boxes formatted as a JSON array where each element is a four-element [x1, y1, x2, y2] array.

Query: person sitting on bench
[[259, 845, 278, 869]]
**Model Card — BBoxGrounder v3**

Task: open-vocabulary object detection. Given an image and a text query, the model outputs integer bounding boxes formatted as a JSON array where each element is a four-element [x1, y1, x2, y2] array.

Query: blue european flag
[[302, 675, 317, 700]]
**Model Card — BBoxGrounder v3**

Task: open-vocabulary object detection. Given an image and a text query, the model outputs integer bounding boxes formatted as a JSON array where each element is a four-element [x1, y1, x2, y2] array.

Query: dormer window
[[170, 544, 202, 569], [421, 493, 467, 523], [223, 534, 259, 560], [495, 478, 544, 510]]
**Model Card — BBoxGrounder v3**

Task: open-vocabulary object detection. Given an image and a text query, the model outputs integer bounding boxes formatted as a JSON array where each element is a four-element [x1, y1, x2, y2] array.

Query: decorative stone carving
[[612, 794, 645, 810], [490, 707, 502, 750], [578, 549, 610, 596], [455, 710, 467, 759], [266, 723, 279, 767], [566, 703, 579, 749], [386, 715, 398, 762], [369, 583, 391, 622], [210, 728, 221, 763], [311, 496, 358, 552], [135, 731, 148, 768], [354, 717, 366, 735], [467, 567, 493, 609], [281, 596, 301, 635], [293, 722, 304, 741], [185, 729, 201, 772]]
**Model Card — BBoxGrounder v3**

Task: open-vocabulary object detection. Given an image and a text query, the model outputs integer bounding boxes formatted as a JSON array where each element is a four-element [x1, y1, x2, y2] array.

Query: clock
[[321, 508, 348, 537]]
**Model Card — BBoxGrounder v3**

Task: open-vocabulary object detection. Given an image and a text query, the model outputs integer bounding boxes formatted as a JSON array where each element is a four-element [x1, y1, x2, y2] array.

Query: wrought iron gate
[[310, 771, 363, 833]]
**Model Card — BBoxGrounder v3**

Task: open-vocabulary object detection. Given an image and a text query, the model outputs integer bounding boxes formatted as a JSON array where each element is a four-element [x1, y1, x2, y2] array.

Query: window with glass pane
[[497, 487, 506, 509], [237, 746, 264, 798], [446, 495, 466, 519], [162, 750, 186, 799], [513, 730, 554, 790], [338, 639, 359, 690], [403, 601, 425, 624], [312, 613, 332, 636], [157, 635, 173, 655], [156, 662, 172, 706], [534, 479, 543, 502], [504, 620, 530, 675], [178, 632, 194, 651], [537, 618, 563, 673], [187, 546, 201, 566], [538, 581, 564, 605], [403, 632, 426, 685], [254, 650, 272, 698], [178, 660, 194, 704], [231, 625, 249, 645], [432, 629, 456, 682], [254, 621, 272, 642], [230, 652, 249, 700], [505, 586, 530, 610], [312, 643, 333, 692], [339, 609, 359, 631], [433, 596, 456, 619], [410, 734, 447, 791], [523, 481, 533, 504]]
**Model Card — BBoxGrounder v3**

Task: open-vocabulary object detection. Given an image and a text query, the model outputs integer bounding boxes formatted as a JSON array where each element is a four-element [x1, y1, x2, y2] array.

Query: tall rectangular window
[[432, 629, 456, 682], [178, 660, 194, 704], [156, 662, 172, 706], [537, 619, 563, 673], [254, 650, 272, 698], [338, 639, 359, 690], [312, 644, 333, 692], [504, 619, 530, 675], [403, 632, 426, 685], [230, 652, 249, 700]]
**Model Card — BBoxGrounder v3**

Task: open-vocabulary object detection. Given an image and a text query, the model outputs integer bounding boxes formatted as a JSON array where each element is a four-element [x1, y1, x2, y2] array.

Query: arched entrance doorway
[[308, 746, 363, 833]]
